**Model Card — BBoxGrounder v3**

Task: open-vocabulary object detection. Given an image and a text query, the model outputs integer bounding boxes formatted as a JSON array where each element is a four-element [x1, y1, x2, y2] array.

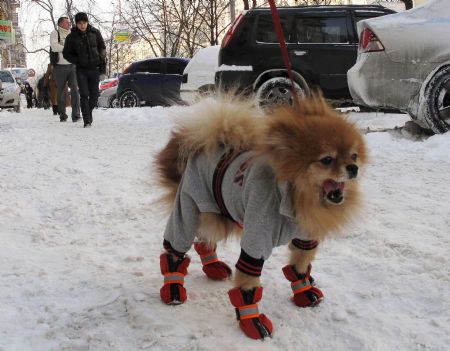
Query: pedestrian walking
[[24, 82, 34, 108], [63, 12, 106, 128], [50, 16, 81, 122]]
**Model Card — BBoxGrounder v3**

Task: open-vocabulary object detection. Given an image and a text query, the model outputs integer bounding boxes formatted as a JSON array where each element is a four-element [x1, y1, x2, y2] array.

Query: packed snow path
[[0, 106, 449, 351]]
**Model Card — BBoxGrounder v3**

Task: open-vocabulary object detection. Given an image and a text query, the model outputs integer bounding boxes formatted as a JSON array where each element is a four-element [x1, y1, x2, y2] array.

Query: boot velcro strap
[[291, 278, 312, 295], [199, 252, 220, 266], [235, 303, 260, 320], [163, 272, 185, 286]]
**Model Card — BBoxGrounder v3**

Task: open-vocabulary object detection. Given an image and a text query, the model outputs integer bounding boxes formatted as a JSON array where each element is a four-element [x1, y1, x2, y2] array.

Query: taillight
[[182, 73, 188, 83], [359, 28, 384, 53], [221, 12, 245, 48]]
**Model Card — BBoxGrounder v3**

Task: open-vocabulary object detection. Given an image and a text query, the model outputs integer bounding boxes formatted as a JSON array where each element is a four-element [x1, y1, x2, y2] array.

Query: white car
[[180, 45, 219, 104], [348, 0, 450, 133], [0, 70, 21, 112], [98, 85, 118, 108]]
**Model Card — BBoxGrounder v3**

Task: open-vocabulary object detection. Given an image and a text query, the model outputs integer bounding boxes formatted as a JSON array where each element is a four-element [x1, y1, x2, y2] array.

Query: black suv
[[118, 57, 189, 108], [215, 5, 395, 106]]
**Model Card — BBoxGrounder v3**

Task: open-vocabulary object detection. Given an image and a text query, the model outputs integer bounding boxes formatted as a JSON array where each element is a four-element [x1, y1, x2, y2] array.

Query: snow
[[216, 64, 253, 72], [1, 105, 449, 351]]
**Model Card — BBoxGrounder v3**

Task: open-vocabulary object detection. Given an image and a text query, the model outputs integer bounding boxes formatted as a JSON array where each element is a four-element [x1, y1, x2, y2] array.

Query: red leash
[[267, 0, 298, 99]]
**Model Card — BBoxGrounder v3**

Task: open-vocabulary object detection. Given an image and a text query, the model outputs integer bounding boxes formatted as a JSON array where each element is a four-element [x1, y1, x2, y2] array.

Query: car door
[[162, 59, 188, 105], [131, 59, 163, 105], [290, 10, 355, 99]]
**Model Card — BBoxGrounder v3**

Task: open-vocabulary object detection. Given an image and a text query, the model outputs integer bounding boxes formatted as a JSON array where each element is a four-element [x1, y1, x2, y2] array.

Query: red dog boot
[[194, 242, 232, 280], [282, 264, 324, 307], [228, 287, 273, 339], [160, 252, 191, 305]]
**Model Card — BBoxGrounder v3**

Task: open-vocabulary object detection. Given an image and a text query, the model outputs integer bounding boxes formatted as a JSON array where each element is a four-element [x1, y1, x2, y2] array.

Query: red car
[[99, 78, 118, 92]]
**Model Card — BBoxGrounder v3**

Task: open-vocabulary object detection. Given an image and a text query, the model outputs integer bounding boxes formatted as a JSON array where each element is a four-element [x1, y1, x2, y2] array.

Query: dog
[[154, 95, 367, 339]]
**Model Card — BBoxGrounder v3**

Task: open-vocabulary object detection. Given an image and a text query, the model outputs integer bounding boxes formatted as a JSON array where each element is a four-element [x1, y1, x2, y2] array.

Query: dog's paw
[[194, 241, 232, 280], [202, 261, 232, 280], [228, 287, 273, 339], [160, 282, 187, 305], [160, 252, 190, 304], [282, 264, 324, 307], [292, 286, 323, 307]]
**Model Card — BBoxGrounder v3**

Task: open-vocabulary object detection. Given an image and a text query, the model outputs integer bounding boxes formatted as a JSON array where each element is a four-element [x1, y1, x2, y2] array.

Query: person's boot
[[52, 105, 59, 116], [60, 113, 68, 122]]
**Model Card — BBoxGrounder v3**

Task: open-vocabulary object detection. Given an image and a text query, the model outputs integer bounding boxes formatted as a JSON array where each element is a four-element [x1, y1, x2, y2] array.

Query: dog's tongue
[[323, 179, 345, 194]]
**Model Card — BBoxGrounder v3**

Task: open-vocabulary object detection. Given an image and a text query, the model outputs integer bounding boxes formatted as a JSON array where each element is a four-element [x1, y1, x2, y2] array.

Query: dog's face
[[261, 98, 367, 209]]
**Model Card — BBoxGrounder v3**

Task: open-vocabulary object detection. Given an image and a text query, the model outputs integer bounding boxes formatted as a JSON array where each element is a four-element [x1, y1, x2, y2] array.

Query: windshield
[[0, 71, 15, 83]]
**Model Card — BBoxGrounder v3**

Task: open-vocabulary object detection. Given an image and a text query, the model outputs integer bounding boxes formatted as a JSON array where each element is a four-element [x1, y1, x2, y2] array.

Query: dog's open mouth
[[323, 179, 345, 204]]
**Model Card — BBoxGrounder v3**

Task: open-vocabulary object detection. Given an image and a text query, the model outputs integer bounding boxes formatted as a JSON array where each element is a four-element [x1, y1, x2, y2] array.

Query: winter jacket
[[63, 25, 106, 73], [50, 27, 71, 65]]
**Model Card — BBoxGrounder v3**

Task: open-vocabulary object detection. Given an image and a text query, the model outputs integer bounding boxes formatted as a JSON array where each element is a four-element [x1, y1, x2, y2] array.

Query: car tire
[[420, 65, 450, 133], [109, 95, 118, 108], [255, 77, 306, 109], [119, 90, 140, 108]]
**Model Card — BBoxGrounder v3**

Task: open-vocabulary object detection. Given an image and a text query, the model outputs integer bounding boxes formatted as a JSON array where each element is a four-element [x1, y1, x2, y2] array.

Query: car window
[[255, 14, 292, 43], [135, 62, 149, 73], [295, 16, 349, 44], [134, 61, 161, 74], [147, 60, 162, 74], [166, 60, 186, 75], [0, 71, 15, 83]]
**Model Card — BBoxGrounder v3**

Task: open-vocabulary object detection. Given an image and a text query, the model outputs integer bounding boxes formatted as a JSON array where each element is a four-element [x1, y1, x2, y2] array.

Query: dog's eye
[[351, 153, 358, 161], [320, 156, 333, 165]]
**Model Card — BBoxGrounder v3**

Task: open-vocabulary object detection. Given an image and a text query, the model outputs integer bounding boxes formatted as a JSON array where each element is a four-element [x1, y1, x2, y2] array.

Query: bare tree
[[122, 0, 231, 58], [193, 0, 231, 46]]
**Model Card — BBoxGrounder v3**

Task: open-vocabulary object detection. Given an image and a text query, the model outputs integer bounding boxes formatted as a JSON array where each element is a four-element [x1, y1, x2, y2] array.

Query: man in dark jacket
[[63, 12, 106, 127]]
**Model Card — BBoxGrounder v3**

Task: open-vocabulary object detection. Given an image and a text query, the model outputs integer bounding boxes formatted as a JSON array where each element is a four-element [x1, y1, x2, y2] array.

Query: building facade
[[0, 0, 26, 69]]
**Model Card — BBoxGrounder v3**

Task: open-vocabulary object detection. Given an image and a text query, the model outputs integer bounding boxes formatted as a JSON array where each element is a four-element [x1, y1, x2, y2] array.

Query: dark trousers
[[76, 68, 99, 124]]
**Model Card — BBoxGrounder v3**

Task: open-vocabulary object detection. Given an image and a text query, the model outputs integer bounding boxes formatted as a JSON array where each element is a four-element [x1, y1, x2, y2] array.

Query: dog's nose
[[346, 164, 358, 179]]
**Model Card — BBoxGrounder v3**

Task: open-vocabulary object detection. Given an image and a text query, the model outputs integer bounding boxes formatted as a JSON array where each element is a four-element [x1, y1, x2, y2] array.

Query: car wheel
[[109, 95, 118, 108], [421, 65, 450, 133], [119, 90, 140, 108], [256, 77, 305, 109]]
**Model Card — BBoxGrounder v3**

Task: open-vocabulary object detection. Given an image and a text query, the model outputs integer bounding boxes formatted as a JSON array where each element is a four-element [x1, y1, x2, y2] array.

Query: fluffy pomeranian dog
[[155, 95, 367, 339]]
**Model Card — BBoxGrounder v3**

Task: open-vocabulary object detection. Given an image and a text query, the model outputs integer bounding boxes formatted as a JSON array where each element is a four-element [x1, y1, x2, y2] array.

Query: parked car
[[348, 0, 450, 133], [0, 70, 21, 112], [99, 77, 118, 93], [180, 45, 220, 104], [117, 57, 189, 108], [215, 5, 395, 107], [98, 85, 118, 108]]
